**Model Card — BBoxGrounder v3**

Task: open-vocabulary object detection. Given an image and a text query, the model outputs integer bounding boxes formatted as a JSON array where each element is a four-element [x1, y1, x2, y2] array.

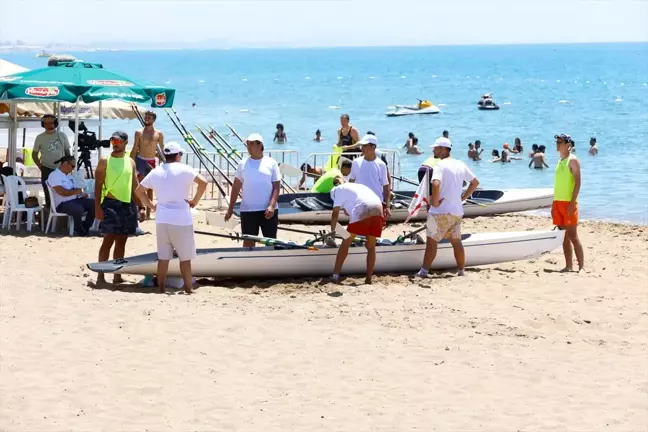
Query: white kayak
[[220, 188, 553, 225], [386, 104, 440, 117], [86, 230, 564, 278]]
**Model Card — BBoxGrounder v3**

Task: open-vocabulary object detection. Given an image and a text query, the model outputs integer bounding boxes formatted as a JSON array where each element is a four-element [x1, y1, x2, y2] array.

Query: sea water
[[4, 43, 648, 224]]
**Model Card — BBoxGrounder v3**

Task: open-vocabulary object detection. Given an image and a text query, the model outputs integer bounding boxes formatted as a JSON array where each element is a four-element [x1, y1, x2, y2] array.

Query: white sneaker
[[415, 269, 428, 278]]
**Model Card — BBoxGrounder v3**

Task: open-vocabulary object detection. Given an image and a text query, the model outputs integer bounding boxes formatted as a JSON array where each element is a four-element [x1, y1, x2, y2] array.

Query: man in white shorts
[[416, 137, 480, 278], [135, 141, 208, 294]]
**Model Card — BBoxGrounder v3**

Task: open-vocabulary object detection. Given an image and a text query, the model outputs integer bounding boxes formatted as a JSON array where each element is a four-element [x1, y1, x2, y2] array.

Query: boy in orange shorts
[[329, 178, 384, 284], [553, 133, 584, 272]]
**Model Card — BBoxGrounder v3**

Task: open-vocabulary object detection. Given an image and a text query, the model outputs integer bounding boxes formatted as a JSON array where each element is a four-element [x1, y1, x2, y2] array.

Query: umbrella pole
[[98, 101, 103, 159], [73, 96, 81, 170], [7, 102, 17, 170]]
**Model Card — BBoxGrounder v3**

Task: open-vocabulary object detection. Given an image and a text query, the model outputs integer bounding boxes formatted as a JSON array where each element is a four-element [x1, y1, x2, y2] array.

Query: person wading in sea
[[130, 110, 164, 220], [95, 131, 145, 288], [336, 114, 361, 160], [416, 137, 480, 278], [553, 133, 585, 273]]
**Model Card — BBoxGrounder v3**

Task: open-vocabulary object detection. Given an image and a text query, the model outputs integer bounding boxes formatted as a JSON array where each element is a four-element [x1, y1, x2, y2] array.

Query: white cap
[[245, 133, 264, 144], [357, 134, 378, 147], [432, 137, 452, 149], [163, 141, 183, 155]]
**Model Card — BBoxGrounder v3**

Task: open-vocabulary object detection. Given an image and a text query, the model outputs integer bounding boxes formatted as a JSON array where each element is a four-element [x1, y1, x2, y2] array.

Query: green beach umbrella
[[0, 61, 175, 107]]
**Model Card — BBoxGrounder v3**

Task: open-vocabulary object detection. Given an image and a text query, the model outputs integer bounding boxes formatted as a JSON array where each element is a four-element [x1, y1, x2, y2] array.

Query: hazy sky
[[2, 0, 648, 47]]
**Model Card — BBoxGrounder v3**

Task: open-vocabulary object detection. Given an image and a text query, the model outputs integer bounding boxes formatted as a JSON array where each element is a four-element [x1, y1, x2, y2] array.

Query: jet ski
[[386, 100, 440, 117], [478, 93, 500, 110]]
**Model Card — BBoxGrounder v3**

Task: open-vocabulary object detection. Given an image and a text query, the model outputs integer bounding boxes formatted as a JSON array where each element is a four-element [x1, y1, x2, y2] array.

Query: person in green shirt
[[311, 159, 352, 193]]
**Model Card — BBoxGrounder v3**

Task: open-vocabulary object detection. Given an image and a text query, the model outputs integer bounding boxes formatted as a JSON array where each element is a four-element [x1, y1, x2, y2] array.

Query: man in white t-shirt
[[135, 141, 208, 294], [225, 133, 282, 247], [330, 177, 384, 284], [416, 137, 480, 278], [47, 155, 96, 236], [349, 134, 391, 220]]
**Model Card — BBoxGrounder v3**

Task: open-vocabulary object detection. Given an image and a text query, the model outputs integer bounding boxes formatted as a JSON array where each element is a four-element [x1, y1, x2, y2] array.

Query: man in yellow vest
[[94, 131, 145, 287], [552, 133, 584, 273]]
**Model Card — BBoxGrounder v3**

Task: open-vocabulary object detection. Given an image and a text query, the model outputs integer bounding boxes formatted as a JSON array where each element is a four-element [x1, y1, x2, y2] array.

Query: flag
[[405, 170, 429, 223]]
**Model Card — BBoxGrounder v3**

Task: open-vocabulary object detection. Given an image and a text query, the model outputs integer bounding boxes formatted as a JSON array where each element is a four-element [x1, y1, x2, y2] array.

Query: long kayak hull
[[86, 230, 564, 279], [386, 105, 440, 116], [221, 188, 553, 225]]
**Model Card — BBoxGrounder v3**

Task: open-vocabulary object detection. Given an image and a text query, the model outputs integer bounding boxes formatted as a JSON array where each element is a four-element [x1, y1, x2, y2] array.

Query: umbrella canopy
[[0, 61, 175, 107]]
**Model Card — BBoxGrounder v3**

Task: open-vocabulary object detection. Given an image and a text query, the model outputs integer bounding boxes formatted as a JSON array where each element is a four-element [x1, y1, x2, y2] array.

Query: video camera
[[68, 120, 111, 152]]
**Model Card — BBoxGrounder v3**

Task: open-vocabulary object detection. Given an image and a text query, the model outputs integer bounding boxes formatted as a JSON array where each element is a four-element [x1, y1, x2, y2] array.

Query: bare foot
[[113, 275, 124, 284], [184, 285, 193, 294], [157, 285, 166, 294], [364, 276, 373, 285], [559, 267, 574, 273], [89, 275, 112, 290]]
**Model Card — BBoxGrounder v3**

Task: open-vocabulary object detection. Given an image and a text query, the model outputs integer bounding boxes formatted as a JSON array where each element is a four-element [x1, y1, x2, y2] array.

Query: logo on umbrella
[[0, 76, 22, 82], [155, 92, 167, 107], [87, 80, 134, 87], [25, 87, 60, 97]]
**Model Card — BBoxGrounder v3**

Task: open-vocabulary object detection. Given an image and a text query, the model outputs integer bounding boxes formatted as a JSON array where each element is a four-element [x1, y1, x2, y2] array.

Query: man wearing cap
[[94, 131, 145, 287], [47, 155, 95, 236], [330, 177, 384, 284], [553, 133, 584, 272], [33, 114, 71, 208], [131, 109, 164, 220], [349, 134, 391, 220], [416, 137, 480, 278], [135, 142, 208, 294], [225, 133, 282, 247]]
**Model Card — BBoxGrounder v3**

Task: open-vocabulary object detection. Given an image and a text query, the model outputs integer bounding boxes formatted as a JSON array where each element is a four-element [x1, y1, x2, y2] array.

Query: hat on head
[[554, 133, 573, 144], [111, 131, 128, 142], [432, 137, 452, 149], [357, 134, 378, 147], [246, 133, 264, 144], [163, 141, 183, 155]]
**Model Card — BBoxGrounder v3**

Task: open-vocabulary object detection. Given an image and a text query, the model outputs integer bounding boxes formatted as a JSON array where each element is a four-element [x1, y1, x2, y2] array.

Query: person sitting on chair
[[47, 155, 95, 236]]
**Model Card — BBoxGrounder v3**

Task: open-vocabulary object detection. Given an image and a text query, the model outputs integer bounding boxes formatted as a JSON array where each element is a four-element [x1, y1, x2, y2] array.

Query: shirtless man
[[529, 145, 549, 169], [130, 110, 164, 219]]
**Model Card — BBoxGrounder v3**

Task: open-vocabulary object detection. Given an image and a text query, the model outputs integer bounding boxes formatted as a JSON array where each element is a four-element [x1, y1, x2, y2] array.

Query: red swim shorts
[[347, 215, 384, 237], [552, 200, 578, 226]]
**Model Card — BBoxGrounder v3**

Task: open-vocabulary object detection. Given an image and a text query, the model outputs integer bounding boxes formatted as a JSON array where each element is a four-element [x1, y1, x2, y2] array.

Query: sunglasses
[[110, 137, 124, 144]]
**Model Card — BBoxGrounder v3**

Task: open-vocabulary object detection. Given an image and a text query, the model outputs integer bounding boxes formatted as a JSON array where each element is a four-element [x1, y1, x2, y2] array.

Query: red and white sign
[[155, 92, 167, 107], [0, 76, 22, 82], [87, 80, 134, 87], [25, 87, 60, 97]]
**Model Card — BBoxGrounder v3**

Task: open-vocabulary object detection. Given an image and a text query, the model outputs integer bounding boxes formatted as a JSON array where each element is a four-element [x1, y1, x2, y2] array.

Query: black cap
[[111, 131, 128, 142]]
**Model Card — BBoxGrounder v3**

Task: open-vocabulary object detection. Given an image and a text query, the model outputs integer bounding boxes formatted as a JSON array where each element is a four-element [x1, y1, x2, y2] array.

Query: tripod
[[77, 148, 94, 179]]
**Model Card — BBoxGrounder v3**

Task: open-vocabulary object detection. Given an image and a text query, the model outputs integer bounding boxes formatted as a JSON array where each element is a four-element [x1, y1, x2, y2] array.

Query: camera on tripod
[[68, 120, 111, 152]]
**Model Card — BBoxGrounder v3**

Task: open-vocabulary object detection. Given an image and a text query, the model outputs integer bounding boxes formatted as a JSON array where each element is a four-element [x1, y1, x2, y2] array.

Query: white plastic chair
[[1, 174, 44, 232], [44, 181, 76, 236]]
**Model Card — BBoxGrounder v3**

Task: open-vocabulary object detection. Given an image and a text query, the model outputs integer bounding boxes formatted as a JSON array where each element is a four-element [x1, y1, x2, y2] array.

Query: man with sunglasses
[[47, 155, 95, 236], [33, 114, 71, 208], [553, 133, 584, 272], [131, 110, 164, 220], [94, 131, 145, 287], [225, 133, 281, 247]]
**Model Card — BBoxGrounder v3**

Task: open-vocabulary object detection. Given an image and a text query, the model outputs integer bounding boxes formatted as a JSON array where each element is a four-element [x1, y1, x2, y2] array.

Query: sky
[[2, 0, 648, 48]]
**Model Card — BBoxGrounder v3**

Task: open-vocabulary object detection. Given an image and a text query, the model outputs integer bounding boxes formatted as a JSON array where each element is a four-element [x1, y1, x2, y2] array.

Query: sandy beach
[[1, 210, 647, 431]]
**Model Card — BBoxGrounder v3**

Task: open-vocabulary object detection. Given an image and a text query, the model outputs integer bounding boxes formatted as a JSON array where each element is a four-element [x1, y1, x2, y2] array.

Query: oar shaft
[[195, 230, 316, 250]]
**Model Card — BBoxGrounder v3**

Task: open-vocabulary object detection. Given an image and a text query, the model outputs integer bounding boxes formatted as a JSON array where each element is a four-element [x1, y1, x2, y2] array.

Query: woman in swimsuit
[[273, 123, 287, 144], [337, 114, 361, 160]]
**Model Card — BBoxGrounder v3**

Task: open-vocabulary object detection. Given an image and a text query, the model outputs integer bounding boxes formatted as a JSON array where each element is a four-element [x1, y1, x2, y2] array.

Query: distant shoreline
[[1, 40, 647, 54]]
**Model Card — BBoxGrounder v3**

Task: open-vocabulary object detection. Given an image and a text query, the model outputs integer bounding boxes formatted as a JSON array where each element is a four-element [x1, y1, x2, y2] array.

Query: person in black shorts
[[225, 133, 282, 247]]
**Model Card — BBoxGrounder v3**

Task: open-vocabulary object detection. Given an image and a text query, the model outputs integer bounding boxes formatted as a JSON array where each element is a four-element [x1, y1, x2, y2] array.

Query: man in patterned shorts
[[416, 137, 480, 278]]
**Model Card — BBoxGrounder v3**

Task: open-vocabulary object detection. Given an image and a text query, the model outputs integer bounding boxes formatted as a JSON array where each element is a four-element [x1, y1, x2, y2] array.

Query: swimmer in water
[[529, 144, 539, 158], [403, 132, 416, 149], [588, 137, 598, 155], [529, 145, 549, 169], [468, 143, 480, 161], [273, 123, 287, 144], [313, 129, 323, 142], [511, 137, 523, 154], [406, 136, 424, 155]]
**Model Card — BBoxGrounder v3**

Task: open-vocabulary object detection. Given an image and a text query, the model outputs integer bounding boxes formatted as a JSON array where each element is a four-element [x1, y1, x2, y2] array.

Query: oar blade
[[279, 163, 304, 178], [335, 223, 351, 240]]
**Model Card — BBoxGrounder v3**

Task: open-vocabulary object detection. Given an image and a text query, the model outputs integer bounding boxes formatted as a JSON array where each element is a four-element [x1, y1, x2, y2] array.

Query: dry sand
[[1, 210, 647, 431]]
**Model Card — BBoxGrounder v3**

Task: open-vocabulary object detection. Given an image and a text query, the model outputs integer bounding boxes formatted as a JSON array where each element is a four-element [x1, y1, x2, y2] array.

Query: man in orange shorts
[[329, 177, 384, 284], [552, 133, 584, 272]]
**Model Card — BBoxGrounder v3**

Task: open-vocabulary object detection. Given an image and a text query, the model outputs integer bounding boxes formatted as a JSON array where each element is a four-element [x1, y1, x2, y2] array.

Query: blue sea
[[5, 43, 648, 224]]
